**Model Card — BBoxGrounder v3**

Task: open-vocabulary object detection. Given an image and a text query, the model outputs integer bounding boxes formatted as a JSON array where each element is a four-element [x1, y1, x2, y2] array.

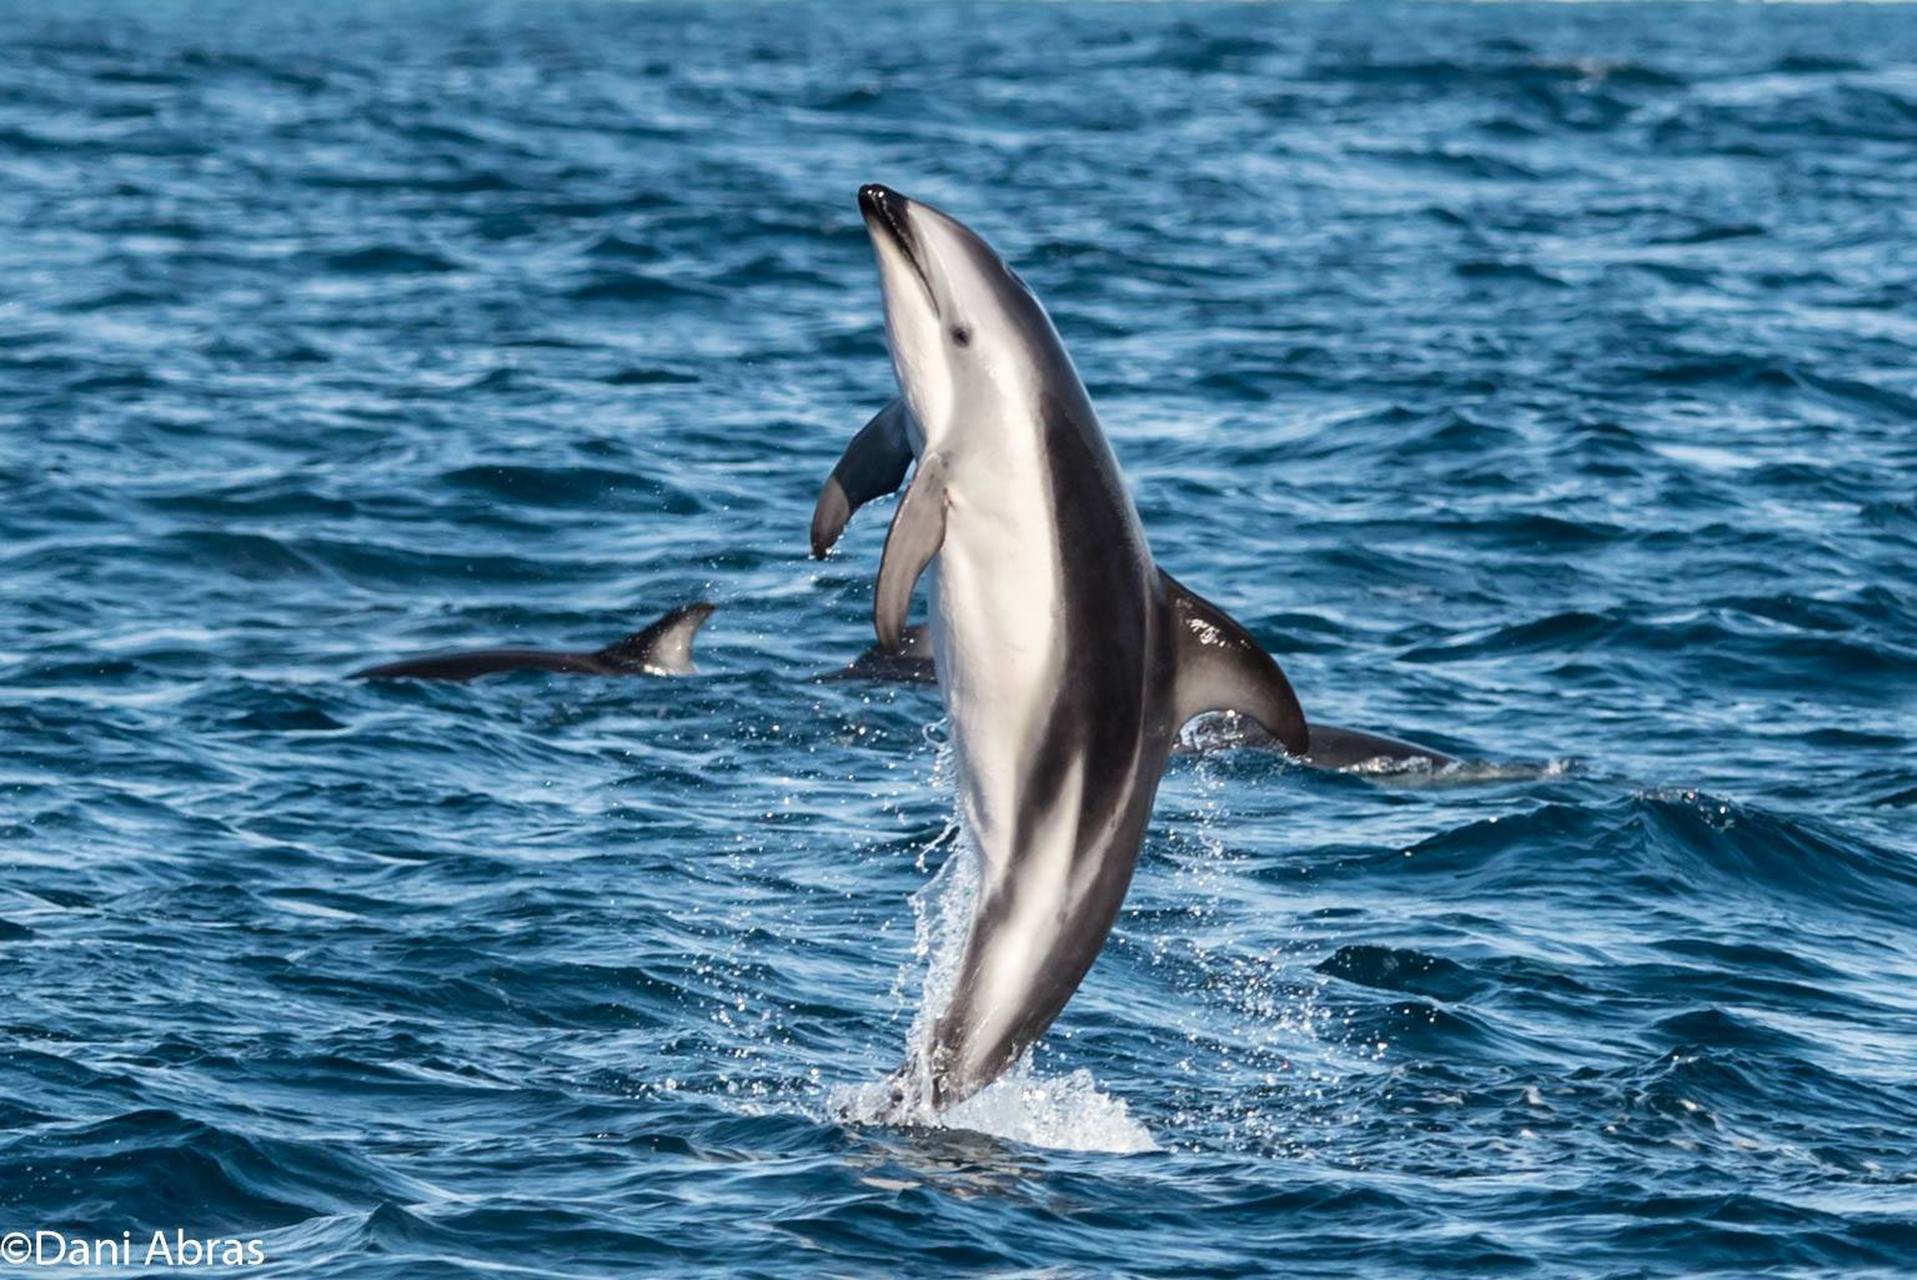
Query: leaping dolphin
[[352, 602, 715, 681], [822, 184, 1309, 1115]]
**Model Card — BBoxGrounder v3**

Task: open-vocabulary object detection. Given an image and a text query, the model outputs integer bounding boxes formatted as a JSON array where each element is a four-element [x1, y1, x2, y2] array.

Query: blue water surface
[[2, 2, 1915, 1276]]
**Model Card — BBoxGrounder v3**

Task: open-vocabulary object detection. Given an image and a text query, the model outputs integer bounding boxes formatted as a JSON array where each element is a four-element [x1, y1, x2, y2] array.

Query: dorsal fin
[[811, 399, 916, 558], [1162, 571, 1308, 755], [597, 602, 716, 674]]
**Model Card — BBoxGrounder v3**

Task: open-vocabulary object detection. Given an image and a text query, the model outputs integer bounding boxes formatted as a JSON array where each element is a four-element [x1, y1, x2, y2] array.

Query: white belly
[[928, 449, 1066, 886]]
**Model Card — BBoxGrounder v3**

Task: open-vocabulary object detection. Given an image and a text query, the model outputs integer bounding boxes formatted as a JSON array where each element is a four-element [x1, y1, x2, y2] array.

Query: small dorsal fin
[[1162, 571, 1308, 755], [874, 454, 947, 651], [811, 399, 916, 558], [598, 602, 716, 674]]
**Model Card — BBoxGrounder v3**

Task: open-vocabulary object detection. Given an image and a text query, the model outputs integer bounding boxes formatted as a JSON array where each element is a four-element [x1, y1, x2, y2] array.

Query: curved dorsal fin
[[597, 602, 717, 674], [1162, 571, 1308, 755]]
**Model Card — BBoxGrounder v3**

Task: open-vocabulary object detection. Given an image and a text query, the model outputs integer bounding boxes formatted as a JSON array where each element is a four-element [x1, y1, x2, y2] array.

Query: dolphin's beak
[[858, 183, 907, 242], [859, 183, 935, 304]]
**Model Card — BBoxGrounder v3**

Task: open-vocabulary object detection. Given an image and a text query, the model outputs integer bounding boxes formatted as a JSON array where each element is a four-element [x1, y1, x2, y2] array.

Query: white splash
[[832, 773, 1157, 1155], [934, 1062, 1157, 1154], [829, 1057, 1156, 1155]]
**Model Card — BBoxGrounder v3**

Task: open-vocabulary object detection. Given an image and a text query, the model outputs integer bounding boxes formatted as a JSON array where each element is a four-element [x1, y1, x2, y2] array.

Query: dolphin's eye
[[950, 325, 971, 347]]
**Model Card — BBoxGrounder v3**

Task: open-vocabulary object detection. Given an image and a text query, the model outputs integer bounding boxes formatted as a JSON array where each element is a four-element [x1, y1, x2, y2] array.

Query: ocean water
[[2, 1, 1915, 1275]]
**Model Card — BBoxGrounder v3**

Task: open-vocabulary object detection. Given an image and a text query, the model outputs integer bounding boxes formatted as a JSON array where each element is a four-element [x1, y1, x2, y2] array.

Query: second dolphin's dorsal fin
[[1162, 571, 1308, 755], [598, 601, 717, 674], [811, 399, 916, 558], [874, 454, 947, 651]]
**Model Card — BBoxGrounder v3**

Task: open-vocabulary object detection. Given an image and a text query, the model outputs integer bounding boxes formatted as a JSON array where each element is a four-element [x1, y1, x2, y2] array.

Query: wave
[[1304, 55, 1687, 92], [1650, 79, 1917, 153], [1309, 791, 1917, 928], [566, 271, 724, 304], [317, 245, 460, 276], [1396, 603, 1915, 692], [439, 465, 702, 514], [1314, 944, 1488, 1002], [0, 1109, 422, 1233]]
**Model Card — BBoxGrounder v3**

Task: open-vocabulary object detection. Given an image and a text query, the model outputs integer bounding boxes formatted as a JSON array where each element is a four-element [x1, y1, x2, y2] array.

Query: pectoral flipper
[[811, 399, 915, 558], [873, 454, 947, 652]]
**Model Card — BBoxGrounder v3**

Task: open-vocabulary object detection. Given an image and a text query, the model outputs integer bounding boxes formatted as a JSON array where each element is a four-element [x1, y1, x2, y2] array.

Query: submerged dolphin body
[[829, 627, 1460, 771], [1194, 719, 1457, 770], [819, 624, 941, 686], [352, 603, 715, 681], [819, 185, 1308, 1114]]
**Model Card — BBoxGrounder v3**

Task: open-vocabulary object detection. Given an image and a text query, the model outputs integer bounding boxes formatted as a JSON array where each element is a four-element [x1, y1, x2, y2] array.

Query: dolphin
[[819, 624, 939, 685], [828, 627, 1459, 771], [820, 184, 1309, 1115], [1192, 718, 1457, 770], [352, 602, 715, 681]]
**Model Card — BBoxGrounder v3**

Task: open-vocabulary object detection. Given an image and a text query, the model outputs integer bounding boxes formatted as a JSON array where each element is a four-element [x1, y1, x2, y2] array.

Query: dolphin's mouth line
[[859, 184, 938, 315]]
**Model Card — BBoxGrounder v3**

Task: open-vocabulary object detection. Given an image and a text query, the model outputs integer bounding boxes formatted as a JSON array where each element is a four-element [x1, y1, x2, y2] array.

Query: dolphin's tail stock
[[596, 601, 717, 674], [870, 1044, 946, 1125]]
